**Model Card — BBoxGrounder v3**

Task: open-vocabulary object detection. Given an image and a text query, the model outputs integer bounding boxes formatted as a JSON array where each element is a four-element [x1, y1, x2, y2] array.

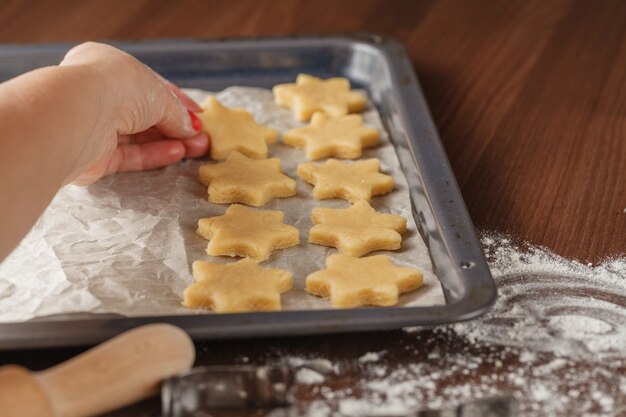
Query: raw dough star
[[283, 112, 379, 160], [197, 204, 300, 261], [273, 74, 367, 121], [198, 96, 278, 160], [297, 159, 394, 203], [306, 254, 423, 308], [309, 200, 406, 257], [199, 152, 296, 207], [184, 258, 292, 313]]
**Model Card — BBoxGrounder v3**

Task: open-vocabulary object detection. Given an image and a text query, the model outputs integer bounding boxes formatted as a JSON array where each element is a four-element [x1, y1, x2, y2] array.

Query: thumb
[[148, 77, 203, 139]]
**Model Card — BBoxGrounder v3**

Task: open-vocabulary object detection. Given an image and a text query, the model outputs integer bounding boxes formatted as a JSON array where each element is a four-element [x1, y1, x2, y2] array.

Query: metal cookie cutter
[[162, 365, 295, 417], [162, 364, 518, 417]]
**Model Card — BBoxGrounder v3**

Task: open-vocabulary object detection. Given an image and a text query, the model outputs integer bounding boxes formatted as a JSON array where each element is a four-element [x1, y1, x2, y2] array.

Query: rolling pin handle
[[0, 324, 195, 417], [0, 365, 55, 417]]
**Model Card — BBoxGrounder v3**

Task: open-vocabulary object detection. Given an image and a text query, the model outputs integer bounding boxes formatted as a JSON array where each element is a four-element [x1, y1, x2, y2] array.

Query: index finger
[[156, 74, 202, 113], [107, 141, 186, 175]]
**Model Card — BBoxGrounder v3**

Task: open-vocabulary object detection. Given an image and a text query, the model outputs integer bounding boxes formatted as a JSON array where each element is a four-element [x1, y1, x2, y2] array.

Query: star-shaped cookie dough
[[199, 152, 296, 207], [198, 96, 278, 160], [305, 254, 423, 308], [273, 74, 367, 121], [297, 159, 394, 203], [309, 200, 406, 257], [197, 204, 300, 261], [283, 112, 379, 160], [184, 258, 292, 313]]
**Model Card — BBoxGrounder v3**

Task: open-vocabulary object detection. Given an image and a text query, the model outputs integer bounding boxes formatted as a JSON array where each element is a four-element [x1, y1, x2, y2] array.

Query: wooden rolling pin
[[0, 323, 195, 417]]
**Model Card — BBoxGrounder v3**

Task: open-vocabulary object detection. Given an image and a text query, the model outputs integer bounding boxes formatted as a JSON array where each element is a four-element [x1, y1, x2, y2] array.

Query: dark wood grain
[[0, 1, 624, 416], [0, 0, 622, 260]]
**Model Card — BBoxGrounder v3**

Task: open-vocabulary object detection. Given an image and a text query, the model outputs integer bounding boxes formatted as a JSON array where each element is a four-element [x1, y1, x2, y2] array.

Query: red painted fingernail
[[188, 110, 203, 131]]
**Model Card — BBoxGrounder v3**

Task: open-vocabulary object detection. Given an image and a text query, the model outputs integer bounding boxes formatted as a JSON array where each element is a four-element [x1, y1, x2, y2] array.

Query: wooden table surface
[[0, 1, 624, 416]]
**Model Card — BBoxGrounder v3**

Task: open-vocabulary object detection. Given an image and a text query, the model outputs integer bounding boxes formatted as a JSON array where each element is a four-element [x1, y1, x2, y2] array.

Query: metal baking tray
[[0, 35, 496, 349]]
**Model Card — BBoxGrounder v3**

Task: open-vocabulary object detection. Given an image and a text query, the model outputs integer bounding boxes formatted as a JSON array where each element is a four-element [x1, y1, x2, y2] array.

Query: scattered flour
[[274, 233, 625, 417], [453, 233, 626, 358], [358, 352, 384, 363], [296, 368, 326, 385], [286, 357, 336, 375]]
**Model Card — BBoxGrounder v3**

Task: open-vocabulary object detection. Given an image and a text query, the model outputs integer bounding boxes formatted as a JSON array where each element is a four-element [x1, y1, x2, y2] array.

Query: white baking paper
[[0, 87, 445, 323]]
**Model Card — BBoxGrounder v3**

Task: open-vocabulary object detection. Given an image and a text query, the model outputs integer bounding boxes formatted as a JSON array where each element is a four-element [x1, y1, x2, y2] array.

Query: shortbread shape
[[184, 258, 292, 313], [309, 200, 407, 257], [198, 96, 278, 160], [197, 205, 300, 261], [283, 112, 379, 160], [199, 152, 296, 206], [297, 159, 394, 203], [273, 74, 367, 121], [306, 254, 423, 308]]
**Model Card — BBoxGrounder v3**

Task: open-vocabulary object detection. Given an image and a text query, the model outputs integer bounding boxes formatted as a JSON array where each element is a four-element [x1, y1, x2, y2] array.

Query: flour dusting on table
[[454, 233, 626, 358], [268, 234, 625, 417]]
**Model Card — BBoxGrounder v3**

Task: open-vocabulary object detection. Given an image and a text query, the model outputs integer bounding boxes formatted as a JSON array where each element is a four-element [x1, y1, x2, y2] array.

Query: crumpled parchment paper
[[0, 87, 445, 323]]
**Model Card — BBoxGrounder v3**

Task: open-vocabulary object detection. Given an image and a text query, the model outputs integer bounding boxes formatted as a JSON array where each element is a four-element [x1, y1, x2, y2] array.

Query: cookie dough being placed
[[283, 112, 379, 160], [309, 200, 406, 257], [297, 159, 394, 203], [199, 96, 278, 160], [197, 204, 300, 261], [184, 258, 292, 313], [305, 254, 423, 308], [199, 152, 296, 207], [273, 74, 367, 121]]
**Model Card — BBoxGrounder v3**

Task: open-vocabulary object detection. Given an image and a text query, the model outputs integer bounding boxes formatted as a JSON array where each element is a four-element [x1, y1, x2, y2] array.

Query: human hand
[[59, 42, 209, 185]]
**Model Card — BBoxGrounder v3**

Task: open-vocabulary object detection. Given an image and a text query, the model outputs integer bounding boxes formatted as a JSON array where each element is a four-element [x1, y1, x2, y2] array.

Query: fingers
[[161, 77, 202, 113], [60, 42, 210, 183], [107, 141, 186, 176], [180, 132, 210, 158], [140, 77, 202, 140], [136, 65, 204, 140], [64, 43, 203, 140], [64, 42, 206, 138], [72, 133, 209, 185], [118, 129, 209, 158], [117, 128, 163, 145], [72, 141, 184, 186], [113, 134, 207, 172]]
